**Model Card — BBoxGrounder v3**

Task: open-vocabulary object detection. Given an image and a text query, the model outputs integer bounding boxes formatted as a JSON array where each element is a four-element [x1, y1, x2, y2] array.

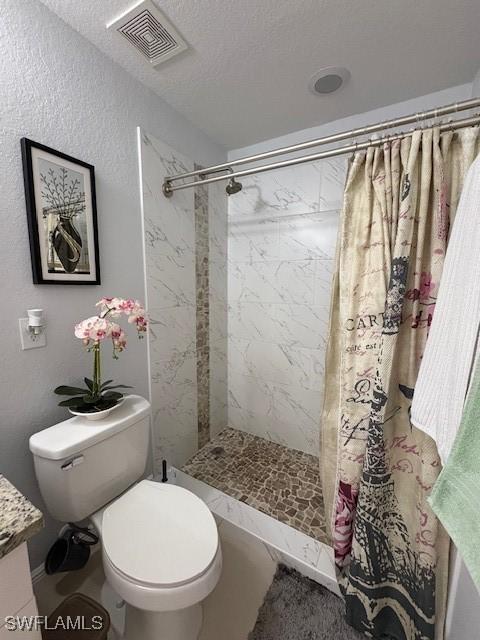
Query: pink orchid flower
[[76, 297, 148, 358]]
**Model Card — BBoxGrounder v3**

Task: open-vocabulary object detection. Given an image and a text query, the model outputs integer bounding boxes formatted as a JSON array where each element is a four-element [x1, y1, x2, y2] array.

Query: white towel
[[411, 154, 480, 465]]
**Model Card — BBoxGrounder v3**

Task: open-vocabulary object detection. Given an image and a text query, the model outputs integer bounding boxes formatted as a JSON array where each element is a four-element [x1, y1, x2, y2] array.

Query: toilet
[[29, 395, 222, 640]]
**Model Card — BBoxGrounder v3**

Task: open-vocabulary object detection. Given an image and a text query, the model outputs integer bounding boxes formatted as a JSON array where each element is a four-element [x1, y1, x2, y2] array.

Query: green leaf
[[100, 380, 114, 389], [102, 391, 123, 400], [101, 384, 132, 392], [84, 378, 94, 391], [58, 397, 87, 407], [54, 385, 88, 396]]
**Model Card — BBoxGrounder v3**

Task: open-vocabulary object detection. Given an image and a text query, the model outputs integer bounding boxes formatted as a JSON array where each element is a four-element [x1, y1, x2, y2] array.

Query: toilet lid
[[102, 480, 218, 587]]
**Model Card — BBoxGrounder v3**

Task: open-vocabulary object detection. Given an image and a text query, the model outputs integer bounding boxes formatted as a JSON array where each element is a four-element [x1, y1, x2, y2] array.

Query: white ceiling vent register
[[106, 0, 188, 67]]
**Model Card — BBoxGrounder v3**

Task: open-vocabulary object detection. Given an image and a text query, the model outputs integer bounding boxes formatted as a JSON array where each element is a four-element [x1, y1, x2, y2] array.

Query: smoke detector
[[309, 67, 350, 96], [107, 0, 188, 67]]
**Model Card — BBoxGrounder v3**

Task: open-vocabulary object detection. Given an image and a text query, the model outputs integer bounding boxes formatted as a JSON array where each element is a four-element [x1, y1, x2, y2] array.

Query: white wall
[[229, 84, 472, 161], [0, 0, 225, 569], [226, 83, 472, 457]]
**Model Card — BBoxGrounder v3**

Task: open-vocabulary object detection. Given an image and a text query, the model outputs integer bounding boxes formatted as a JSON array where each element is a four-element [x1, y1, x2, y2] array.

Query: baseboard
[[31, 562, 46, 586]]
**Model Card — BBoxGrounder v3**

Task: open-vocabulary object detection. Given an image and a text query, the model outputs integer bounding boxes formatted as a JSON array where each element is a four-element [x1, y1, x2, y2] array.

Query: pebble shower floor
[[182, 428, 328, 543]]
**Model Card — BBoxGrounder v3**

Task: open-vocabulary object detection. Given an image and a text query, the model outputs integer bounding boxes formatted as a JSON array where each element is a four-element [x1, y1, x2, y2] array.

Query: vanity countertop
[[0, 474, 43, 560]]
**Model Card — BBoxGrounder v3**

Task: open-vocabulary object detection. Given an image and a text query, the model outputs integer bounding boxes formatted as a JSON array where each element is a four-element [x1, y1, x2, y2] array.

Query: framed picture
[[21, 138, 100, 284]]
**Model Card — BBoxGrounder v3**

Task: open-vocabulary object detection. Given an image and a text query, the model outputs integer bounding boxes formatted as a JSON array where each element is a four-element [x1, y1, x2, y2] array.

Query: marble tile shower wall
[[227, 158, 347, 455], [140, 131, 228, 469], [208, 180, 229, 440]]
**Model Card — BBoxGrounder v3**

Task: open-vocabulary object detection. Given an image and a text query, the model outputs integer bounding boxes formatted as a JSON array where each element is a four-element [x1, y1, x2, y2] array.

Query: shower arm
[[162, 97, 480, 197]]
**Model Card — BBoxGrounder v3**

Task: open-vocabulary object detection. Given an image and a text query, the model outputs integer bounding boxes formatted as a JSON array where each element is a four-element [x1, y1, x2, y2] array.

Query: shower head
[[226, 176, 243, 196]]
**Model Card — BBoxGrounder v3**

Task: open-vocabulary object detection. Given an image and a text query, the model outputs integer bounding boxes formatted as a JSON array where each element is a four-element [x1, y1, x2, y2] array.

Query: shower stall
[[138, 98, 480, 615], [138, 127, 343, 587]]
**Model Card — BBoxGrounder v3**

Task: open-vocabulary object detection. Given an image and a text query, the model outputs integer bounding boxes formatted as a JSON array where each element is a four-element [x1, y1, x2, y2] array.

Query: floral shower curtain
[[321, 126, 480, 640]]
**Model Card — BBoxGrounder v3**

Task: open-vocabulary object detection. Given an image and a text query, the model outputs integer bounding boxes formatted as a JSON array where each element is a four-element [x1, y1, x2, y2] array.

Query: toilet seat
[[102, 480, 219, 589], [103, 543, 222, 612]]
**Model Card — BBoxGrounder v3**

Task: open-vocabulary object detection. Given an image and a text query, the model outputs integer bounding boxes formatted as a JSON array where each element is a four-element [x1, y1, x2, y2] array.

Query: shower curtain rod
[[165, 97, 480, 189], [163, 110, 480, 196]]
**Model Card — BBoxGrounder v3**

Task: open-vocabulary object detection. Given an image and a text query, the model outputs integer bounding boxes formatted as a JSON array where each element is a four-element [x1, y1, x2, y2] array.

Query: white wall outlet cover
[[19, 318, 46, 350]]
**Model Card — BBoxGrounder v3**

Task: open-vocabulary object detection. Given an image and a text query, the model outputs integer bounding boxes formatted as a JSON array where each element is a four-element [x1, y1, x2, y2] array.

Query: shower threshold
[[181, 428, 328, 544]]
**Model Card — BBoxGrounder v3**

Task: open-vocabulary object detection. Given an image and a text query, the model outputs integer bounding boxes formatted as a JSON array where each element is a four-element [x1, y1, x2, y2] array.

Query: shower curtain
[[321, 126, 480, 640]]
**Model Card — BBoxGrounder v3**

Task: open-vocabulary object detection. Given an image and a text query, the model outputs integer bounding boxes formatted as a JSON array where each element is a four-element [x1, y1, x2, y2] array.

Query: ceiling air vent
[[107, 0, 188, 67]]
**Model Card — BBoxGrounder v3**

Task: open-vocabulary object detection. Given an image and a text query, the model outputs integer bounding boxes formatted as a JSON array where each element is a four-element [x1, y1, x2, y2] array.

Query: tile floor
[[34, 519, 277, 640], [182, 428, 328, 543]]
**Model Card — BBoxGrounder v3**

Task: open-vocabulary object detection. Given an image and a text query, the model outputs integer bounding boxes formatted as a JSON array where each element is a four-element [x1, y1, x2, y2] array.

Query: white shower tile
[[208, 182, 228, 264], [151, 375, 197, 414], [146, 251, 196, 308], [153, 410, 198, 468], [228, 302, 277, 342], [144, 205, 195, 259], [227, 372, 323, 453], [210, 301, 228, 342], [209, 260, 228, 305], [210, 377, 228, 437], [314, 259, 335, 305], [228, 337, 324, 390], [210, 338, 227, 374], [318, 156, 347, 211], [228, 162, 322, 219], [228, 302, 329, 350], [227, 371, 274, 416], [151, 342, 197, 388], [148, 305, 196, 359], [228, 405, 319, 454], [228, 217, 278, 263], [151, 353, 198, 468], [274, 304, 330, 349], [142, 132, 195, 260], [228, 260, 316, 305], [271, 377, 323, 430], [210, 338, 228, 436], [277, 211, 340, 261]]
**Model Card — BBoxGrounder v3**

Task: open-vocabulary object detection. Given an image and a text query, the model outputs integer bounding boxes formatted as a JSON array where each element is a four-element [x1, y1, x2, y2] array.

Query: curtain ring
[[349, 139, 357, 161], [415, 111, 426, 132], [421, 109, 429, 130]]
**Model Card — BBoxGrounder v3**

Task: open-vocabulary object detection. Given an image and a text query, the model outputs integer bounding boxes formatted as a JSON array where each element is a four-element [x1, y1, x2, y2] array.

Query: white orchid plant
[[54, 297, 147, 414]]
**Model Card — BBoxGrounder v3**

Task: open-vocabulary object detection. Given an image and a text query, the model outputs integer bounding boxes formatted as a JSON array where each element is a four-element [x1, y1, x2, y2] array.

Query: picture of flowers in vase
[[21, 138, 100, 284], [40, 162, 88, 274]]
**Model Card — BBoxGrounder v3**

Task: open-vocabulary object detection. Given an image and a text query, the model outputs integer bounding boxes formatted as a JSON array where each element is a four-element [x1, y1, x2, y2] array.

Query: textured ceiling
[[39, 0, 480, 149]]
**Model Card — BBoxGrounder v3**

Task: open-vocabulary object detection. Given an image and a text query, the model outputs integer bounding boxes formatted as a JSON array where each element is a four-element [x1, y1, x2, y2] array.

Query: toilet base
[[124, 602, 203, 640]]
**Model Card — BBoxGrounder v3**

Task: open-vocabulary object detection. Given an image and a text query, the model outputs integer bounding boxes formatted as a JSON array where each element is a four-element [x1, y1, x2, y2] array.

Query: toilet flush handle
[[61, 455, 84, 470]]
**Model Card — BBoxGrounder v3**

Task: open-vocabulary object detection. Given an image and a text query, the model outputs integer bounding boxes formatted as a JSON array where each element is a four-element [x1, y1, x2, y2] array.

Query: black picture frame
[[21, 138, 101, 285]]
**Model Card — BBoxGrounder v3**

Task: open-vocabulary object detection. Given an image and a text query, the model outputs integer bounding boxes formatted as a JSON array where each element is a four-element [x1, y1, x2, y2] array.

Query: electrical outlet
[[19, 318, 46, 350]]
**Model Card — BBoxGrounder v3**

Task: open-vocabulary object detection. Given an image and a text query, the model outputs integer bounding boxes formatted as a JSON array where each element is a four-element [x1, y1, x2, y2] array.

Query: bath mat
[[249, 565, 365, 640], [43, 592, 110, 639]]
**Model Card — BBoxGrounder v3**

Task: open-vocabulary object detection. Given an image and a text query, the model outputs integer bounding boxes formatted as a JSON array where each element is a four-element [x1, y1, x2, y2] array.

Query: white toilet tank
[[29, 395, 151, 523]]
